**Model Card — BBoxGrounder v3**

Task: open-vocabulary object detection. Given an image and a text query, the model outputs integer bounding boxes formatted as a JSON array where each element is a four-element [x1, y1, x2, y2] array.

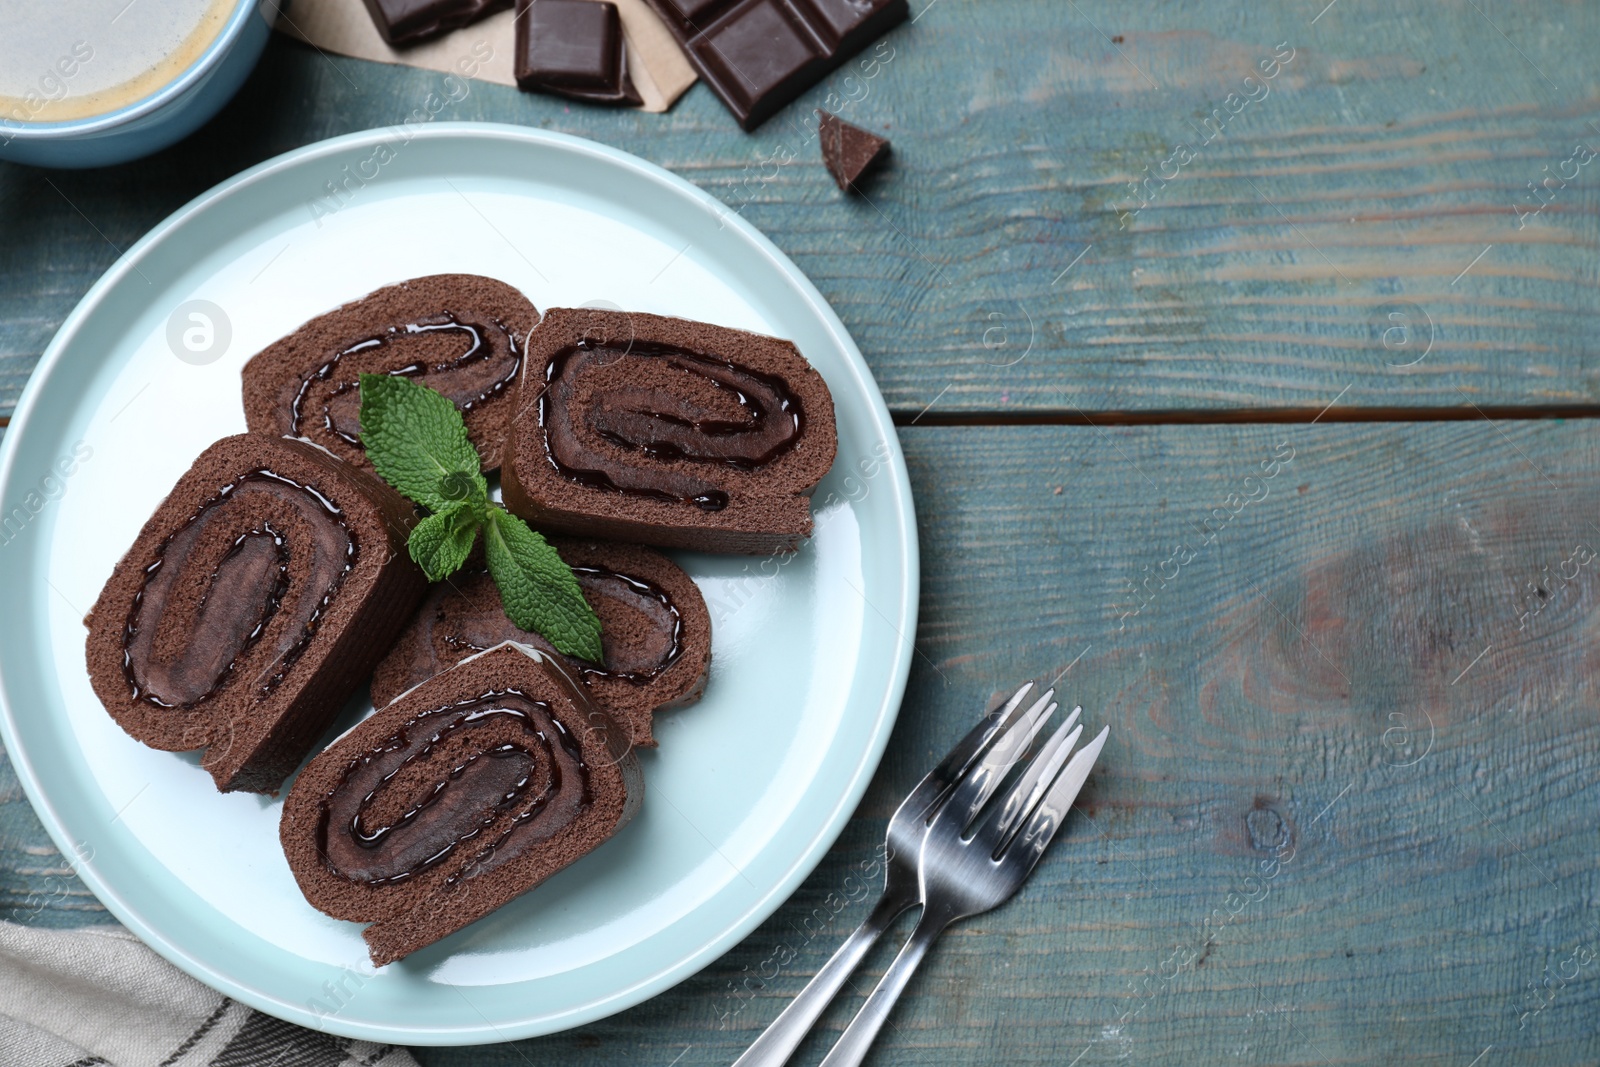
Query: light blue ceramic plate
[[0, 124, 917, 1044]]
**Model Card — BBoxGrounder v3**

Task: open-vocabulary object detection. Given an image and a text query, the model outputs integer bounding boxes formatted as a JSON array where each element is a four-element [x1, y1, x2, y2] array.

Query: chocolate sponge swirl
[[242, 275, 537, 474], [122, 470, 352, 710], [85, 435, 426, 794], [315, 691, 587, 889], [282, 643, 642, 966], [503, 309, 837, 554], [370, 539, 711, 747], [543, 341, 803, 511]]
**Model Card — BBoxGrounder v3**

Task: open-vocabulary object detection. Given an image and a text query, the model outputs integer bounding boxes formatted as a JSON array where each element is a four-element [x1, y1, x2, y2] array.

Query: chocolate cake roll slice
[[84, 434, 427, 794], [502, 308, 838, 554], [242, 275, 536, 474], [370, 539, 710, 746], [281, 642, 642, 966]]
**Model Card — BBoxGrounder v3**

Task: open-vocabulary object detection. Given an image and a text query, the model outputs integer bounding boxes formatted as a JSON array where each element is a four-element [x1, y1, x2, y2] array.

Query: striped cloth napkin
[[0, 922, 418, 1067]]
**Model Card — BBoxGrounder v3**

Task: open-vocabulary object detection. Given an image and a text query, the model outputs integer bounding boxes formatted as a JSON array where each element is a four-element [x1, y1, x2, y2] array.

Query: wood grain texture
[[4, 3, 1600, 416], [5, 0, 1600, 1061], [7, 421, 1600, 1064]]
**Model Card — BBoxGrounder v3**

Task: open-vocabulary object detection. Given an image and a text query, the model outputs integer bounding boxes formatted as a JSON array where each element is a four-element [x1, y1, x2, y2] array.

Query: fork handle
[[816, 911, 949, 1067], [731, 893, 910, 1067]]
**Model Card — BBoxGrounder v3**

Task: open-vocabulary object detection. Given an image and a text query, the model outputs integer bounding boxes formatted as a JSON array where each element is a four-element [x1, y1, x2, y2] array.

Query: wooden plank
[[609, 420, 1600, 1067], [0, 752, 105, 927], [5, 3, 1600, 416], [7, 419, 1600, 1063]]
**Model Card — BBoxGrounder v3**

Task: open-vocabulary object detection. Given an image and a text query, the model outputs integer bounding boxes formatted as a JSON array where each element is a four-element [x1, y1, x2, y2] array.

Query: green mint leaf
[[407, 500, 483, 581], [358, 374, 487, 512], [483, 507, 604, 663]]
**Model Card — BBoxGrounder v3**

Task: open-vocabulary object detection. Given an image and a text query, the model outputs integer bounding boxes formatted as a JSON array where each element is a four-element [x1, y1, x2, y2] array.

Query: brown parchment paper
[[274, 0, 695, 113]]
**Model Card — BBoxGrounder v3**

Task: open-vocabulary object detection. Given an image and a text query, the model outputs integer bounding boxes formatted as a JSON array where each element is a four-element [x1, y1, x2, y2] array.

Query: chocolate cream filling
[[540, 340, 803, 511], [122, 470, 355, 709], [432, 567, 681, 684], [315, 690, 591, 888], [290, 313, 520, 452]]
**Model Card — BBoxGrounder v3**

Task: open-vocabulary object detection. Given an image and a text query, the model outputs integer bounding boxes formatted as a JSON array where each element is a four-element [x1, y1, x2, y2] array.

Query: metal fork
[[732, 682, 1060, 1067], [814, 695, 1109, 1067]]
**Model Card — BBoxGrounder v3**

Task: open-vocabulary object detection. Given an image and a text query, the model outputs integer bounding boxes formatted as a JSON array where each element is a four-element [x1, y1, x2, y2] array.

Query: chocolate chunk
[[371, 538, 711, 746], [818, 110, 889, 190], [514, 0, 643, 107], [242, 275, 537, 476], [280, 643, 642, 966], [501, 307, 838, 554], [359, 0, 510, 45], [84, 434, 427, 794], [642, 0, 906, 130]]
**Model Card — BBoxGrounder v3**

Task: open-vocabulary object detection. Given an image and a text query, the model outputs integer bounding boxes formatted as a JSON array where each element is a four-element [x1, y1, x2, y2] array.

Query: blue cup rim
[[0, 0, 266, 142]]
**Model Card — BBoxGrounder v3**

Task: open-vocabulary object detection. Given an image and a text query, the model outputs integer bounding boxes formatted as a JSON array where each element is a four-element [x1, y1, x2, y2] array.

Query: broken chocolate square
[[360, 0, 509, 46], [690, 1, 823, 116], [514, 0, 643, 107], [642, 0, 907, 130], [818, 110, 889, 190]]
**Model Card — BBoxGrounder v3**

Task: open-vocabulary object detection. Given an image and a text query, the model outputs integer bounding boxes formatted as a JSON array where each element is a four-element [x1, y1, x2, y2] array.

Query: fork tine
[[940, 689, 1056, 833], [896, 682, 1038, 826], [1004, 725, 1109, 864], [986, 710, 1083, 854]]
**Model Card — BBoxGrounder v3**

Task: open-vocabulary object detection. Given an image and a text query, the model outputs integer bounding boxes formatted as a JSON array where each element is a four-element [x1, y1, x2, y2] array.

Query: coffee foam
[[0, 0, 235, 124]]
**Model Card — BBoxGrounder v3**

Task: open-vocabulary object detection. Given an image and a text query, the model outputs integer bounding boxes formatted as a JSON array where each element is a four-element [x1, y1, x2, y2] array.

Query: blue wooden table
[[5, 1, 1600, 1063]]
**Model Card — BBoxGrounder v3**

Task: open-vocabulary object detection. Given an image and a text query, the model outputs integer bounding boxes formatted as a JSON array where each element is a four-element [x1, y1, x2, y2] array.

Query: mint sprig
[[359, 373, 488, 512], [359, 374, 603, 662], [408, 499, 482, 581], [483, 510, 604, 664]]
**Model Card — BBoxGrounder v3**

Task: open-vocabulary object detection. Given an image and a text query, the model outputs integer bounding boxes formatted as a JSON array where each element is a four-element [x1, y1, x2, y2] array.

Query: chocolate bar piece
[[642, 0, 906, 130], [359, 0, 510, 46], [818, 110, 889, 190], [500, 307, 838, 554], [514, 0, 643, 106], [84, 434, 427, 794], [280, 642, 642, 965], [370, 538, 711, 746]]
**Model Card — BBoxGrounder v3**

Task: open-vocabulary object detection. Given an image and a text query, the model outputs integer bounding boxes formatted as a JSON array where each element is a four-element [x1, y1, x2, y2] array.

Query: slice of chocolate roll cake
[[281, 642, 642, 966], [370, 539, 710, 747], [242, 275, 536, 474], [84, 434, 427, 794], [501, 308, 838, 554]]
